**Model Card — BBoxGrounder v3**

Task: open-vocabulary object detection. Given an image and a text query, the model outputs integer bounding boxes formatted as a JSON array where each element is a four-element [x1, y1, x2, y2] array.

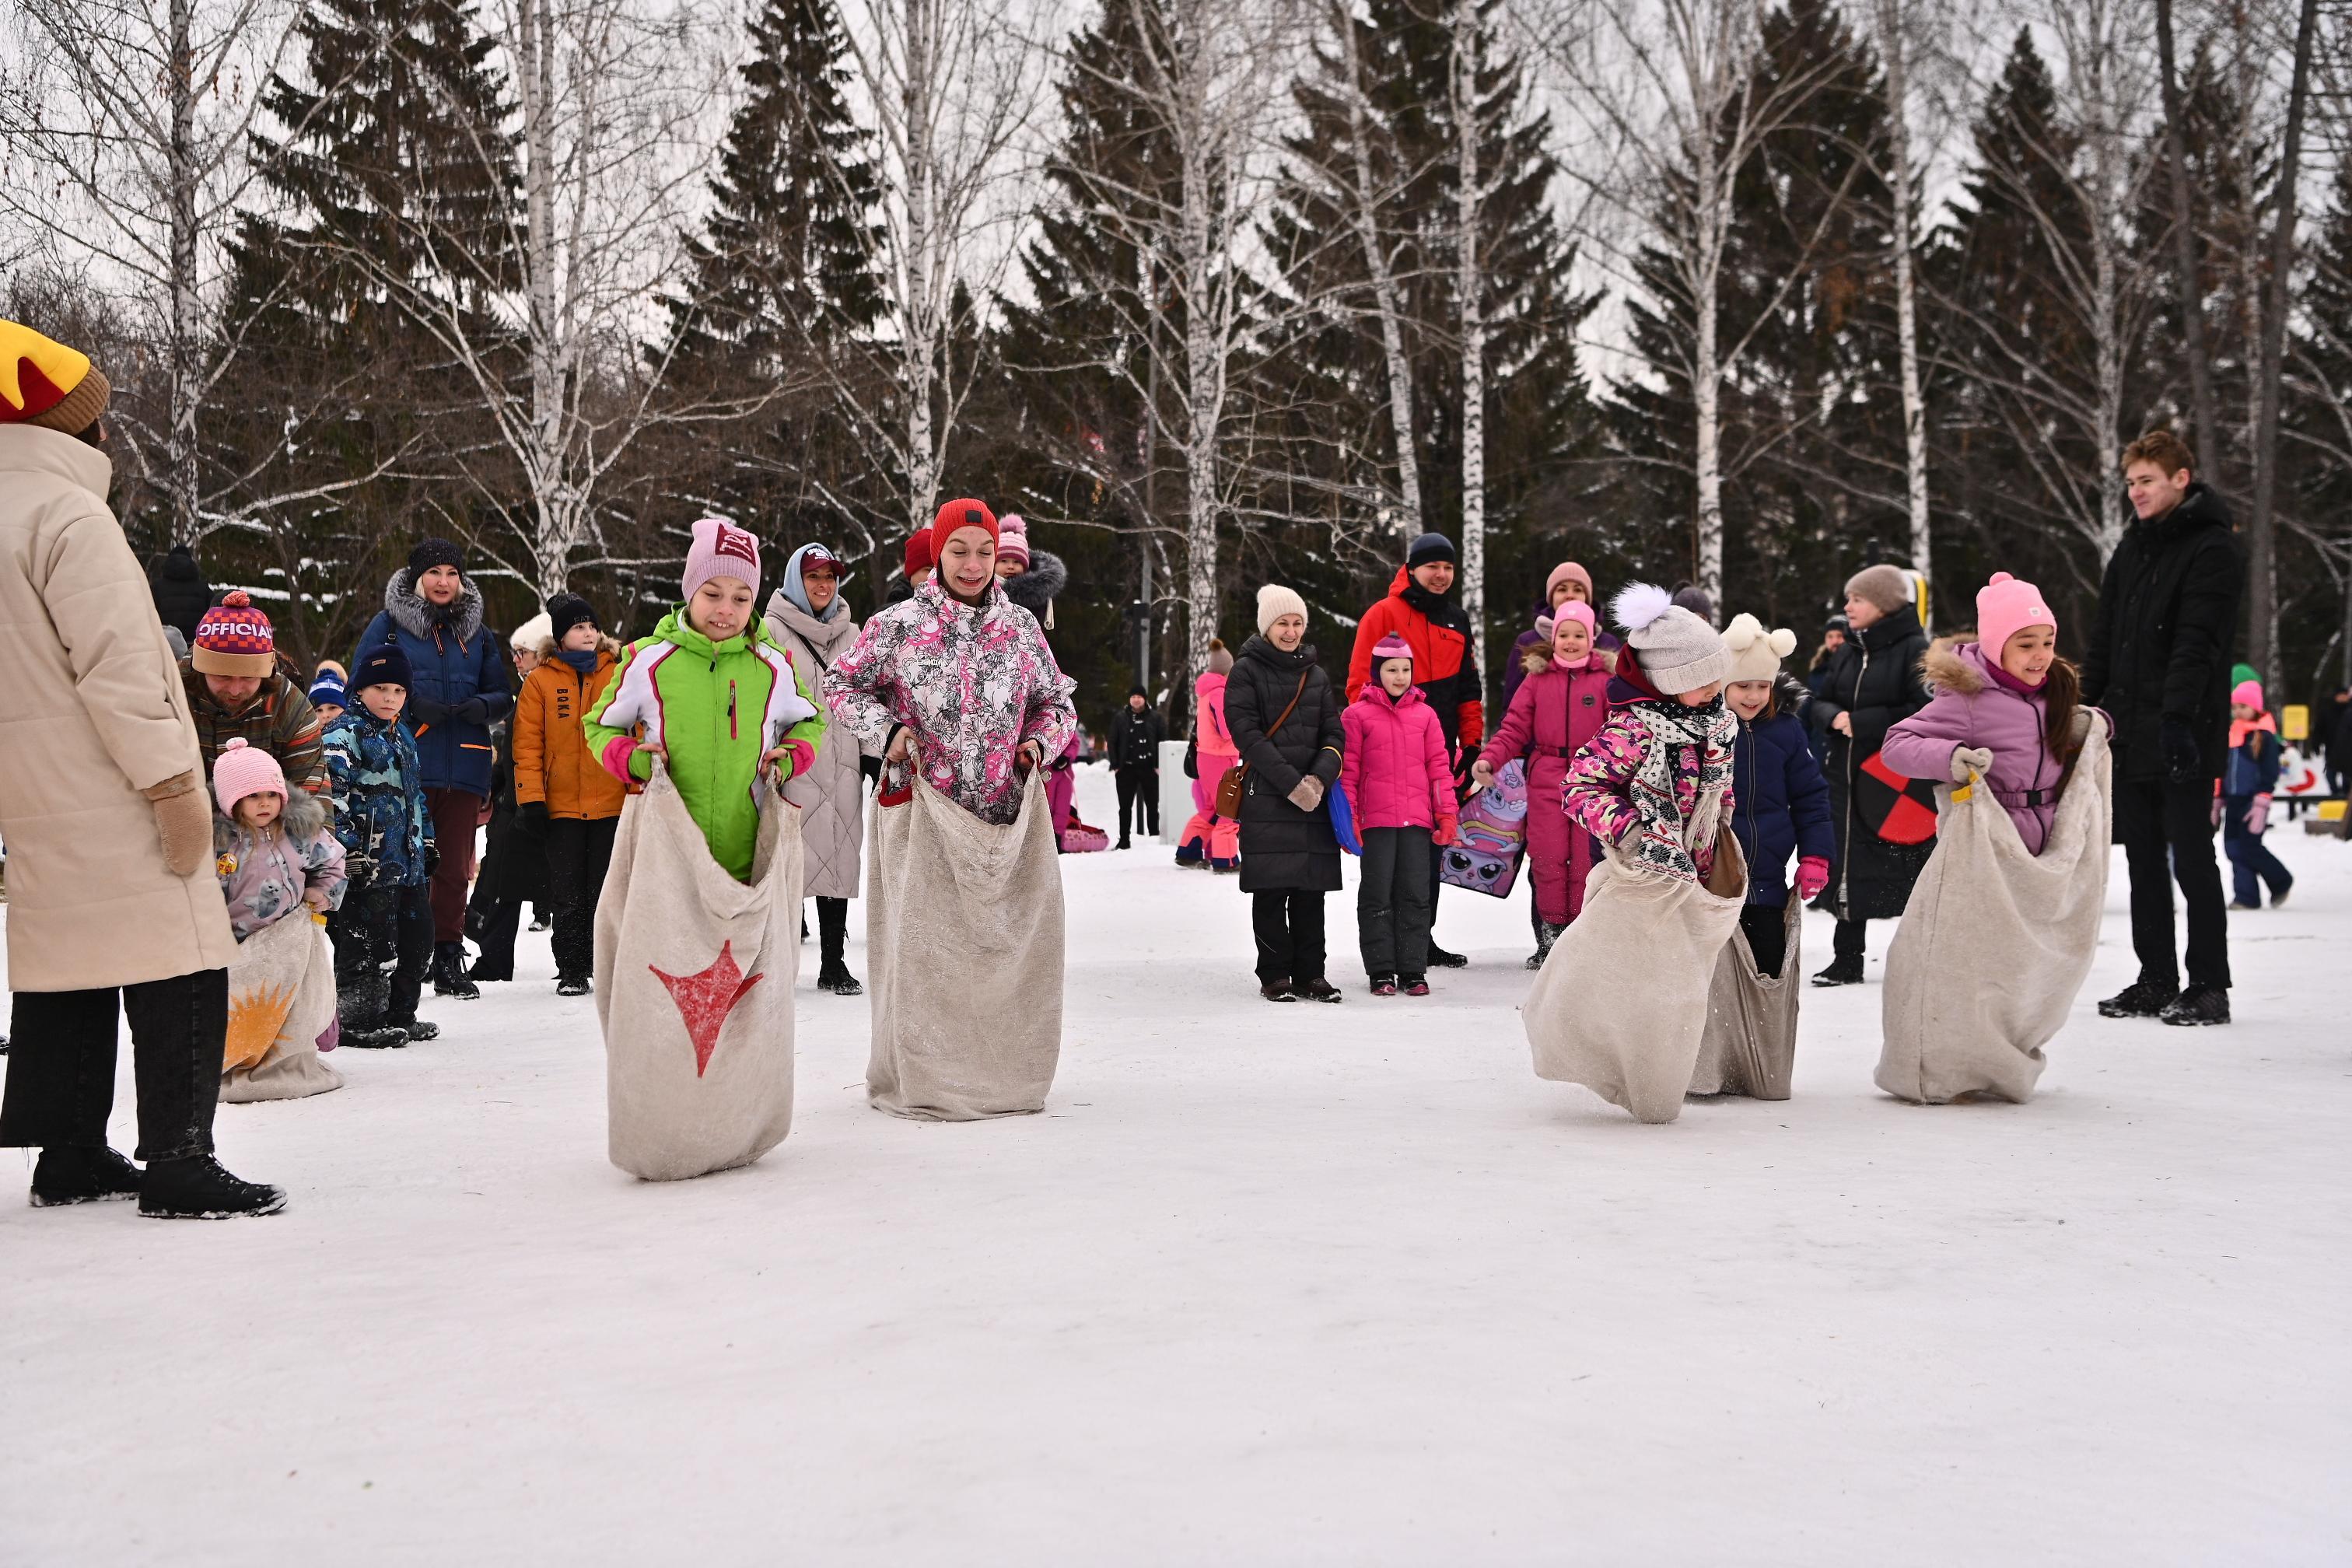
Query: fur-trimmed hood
[[214, 788, 329, 846], [1000, 548, 1068, 615], [385, 565, 486, 644], [1920, 635, 1989, 697]]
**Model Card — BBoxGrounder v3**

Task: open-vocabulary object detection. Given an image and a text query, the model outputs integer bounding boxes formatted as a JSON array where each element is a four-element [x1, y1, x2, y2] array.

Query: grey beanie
[[1844, 563, 1913, 615], [1612, 582, 1731, 695]]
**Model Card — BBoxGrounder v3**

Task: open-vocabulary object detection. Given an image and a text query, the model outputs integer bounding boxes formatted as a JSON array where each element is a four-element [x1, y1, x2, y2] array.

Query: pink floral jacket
[[825, 579, 1079, 825], [1562, 708, 1736, 880]]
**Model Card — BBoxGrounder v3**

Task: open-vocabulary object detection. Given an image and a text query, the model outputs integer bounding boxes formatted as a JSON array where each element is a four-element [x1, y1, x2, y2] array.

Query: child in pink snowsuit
[[1477, 600, 1612, 968], [1880, 572, 2097, 856], [1178, 639, 1242, 870], [1341, 634, 1461, 995]]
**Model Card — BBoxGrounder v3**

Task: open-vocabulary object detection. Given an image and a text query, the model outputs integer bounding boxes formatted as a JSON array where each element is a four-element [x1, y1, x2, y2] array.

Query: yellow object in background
[[2320, 800, 2347, 821], [2283, 704, 2308, 741]]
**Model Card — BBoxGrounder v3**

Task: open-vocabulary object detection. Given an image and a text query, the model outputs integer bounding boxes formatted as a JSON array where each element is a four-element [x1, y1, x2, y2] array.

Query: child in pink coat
[[1880, 572, 2098, 856], [1475, 600, 1613, 968], [1341, 634, 1461, 996], [1177, 639, 1242, 870]]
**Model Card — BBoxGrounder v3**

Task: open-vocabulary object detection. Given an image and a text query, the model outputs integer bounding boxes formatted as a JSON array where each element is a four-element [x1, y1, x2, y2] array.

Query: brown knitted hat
[[1843, 563, 1913, 616]]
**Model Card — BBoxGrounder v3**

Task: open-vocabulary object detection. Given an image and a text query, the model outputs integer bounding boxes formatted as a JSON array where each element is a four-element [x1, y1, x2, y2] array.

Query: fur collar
[[386, 566, 485, 644], [1921, 637, 1986, 696], [1001, 549, 1068, 614], [213, 789, 329, 849]]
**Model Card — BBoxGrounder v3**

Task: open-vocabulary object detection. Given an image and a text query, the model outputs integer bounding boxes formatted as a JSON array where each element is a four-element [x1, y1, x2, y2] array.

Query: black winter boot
[[390, 1014, 440, 1042], [340, 1026, 410, 1049], [1426, 942, 1468, 969], [1811, 956, 1865, 987], [432, 941, 480, 1000], [29, 1144, 142, 1206], [138, 1156, 286, 1220], [1292, 978, 1344, 1003], [1526, 922, 1565, 971], [2098, 977, 2179, 1018], [556, 974, 592, 998]]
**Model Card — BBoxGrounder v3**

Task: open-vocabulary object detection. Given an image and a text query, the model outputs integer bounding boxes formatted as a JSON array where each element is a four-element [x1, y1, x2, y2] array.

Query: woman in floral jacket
[[825, 499, 1078, 824]]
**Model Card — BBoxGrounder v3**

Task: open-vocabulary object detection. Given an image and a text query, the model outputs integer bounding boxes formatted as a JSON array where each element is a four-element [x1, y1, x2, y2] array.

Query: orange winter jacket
[[1345, 567, 1484, 754], [513, 644, 626, 819]]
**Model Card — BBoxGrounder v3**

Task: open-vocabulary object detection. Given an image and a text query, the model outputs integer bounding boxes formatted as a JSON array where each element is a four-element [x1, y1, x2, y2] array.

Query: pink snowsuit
[[1484, 656, 1612, 925], [1880, 641, 2099, 856], [1179, 668, 1241, 867], [1339, 684, 1461, 835]]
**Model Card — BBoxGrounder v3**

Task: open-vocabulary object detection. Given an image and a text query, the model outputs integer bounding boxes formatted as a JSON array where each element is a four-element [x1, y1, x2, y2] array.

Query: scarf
[[1623, 696, 1735, 884], [558, 647, 599, 675]]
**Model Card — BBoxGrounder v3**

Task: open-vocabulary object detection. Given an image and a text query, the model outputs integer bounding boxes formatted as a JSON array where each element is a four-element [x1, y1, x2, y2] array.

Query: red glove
[[2247, 794, 2271, 835], [1434, 817, 1460, 848], [1794, 856, 1830, 901]]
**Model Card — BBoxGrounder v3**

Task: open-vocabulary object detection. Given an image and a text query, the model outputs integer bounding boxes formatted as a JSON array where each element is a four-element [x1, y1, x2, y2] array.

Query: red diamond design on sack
[[649, 941, 765, 1077]]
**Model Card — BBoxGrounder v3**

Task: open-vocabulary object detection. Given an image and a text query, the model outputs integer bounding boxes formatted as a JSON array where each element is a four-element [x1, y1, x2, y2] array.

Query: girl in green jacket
[[585, 519, 825, 881]]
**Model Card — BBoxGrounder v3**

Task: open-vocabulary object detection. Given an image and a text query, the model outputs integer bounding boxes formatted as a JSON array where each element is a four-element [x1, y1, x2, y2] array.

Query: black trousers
[[0, 968, 226, 1161], [1359, 826, 1434, 981], [1251, 889, 1328, 985], [331, 883, 435, 1028], [544, 816, 619, 980], [470, 894, 524, 981], [2116, 774, 2231, 990], [1740, 904, 1789, 980], [815, 895, 849, 968], [1833, 917, 1867, 964], [1115, 765, 1159, 841]]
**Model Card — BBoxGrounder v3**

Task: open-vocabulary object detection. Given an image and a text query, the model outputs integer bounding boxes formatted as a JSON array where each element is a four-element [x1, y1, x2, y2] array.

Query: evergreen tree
[[659, 0, 889, 565]]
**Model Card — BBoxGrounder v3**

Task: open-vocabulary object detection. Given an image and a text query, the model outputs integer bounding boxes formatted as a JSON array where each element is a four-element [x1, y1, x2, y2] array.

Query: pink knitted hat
[[212, 737, 288, 814], [2231, 678, 2264, 712], [683, 516, 761, 601], [996, 513, 1032, 569], [1370, 632, 1413, 670], [1546, 562, 1594, 604], [1976, 572, 2054, 660]]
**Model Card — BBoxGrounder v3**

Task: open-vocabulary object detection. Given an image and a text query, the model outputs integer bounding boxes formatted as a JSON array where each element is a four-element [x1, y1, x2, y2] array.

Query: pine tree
[[659, 0, 888, 565]]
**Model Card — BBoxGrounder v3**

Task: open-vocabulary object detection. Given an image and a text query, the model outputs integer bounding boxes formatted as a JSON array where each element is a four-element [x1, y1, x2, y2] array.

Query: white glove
[[1949, 745, 1993, 785], [1287, 776, 1325, 811]]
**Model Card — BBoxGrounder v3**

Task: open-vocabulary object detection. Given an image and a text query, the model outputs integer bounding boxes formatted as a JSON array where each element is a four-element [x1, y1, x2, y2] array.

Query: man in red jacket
[[1347, 531, 1482, 967]]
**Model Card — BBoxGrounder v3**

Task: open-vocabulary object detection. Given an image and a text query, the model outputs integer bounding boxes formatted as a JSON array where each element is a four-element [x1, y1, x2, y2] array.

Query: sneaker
[[390, 1017, 440, 1042], [1369, 975, 1398, 996], [341, 1025, 409, 1049], [1426, 943, 1468, 969], [1260, 979, 1297, 1003], [1404, 980, 1430, 997], [29, 1144, 141, 1207], [556, 975, 592, 998], [1292, 978, 1344, 1003], [2270, 885, 2292, 909], [2098, 977, 2179, 1018], [2160, 985, 2231, 1027], [138, 1155, 285, 1220], [1811, 957, 1864, 988], [432, 942, 481, 1000]]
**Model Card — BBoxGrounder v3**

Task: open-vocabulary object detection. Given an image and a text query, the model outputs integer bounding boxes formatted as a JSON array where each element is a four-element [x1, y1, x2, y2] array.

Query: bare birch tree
[[1868, 0, 1937, 583], [1451, 0, 1489, 670]]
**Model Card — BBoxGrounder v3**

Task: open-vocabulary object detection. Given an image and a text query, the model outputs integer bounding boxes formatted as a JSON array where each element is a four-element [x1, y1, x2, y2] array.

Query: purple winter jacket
[[1881, 641, 2104, 856]]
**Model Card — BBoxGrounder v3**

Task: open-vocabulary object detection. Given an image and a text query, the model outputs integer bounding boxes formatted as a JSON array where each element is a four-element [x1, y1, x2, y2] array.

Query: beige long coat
[[762, 590, 872, 900], [0, 426, 236, 991]]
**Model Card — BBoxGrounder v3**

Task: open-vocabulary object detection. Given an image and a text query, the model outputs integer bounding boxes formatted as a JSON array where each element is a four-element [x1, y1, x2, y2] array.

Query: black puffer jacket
[[1226, 635, 1345, 894], [2080, 484, 2243, 784], [1808, 602, 1933, 921], [1109, 705, 1165, 769], [147, 543, 211, 642]]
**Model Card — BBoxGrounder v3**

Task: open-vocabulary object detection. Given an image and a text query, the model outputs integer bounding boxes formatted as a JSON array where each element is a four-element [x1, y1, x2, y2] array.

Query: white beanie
[[1720, 613, 1797, 685], [510, 611, 553, 653], [1256, 583, 1308, 635], [1613, 582, 1731, 695]]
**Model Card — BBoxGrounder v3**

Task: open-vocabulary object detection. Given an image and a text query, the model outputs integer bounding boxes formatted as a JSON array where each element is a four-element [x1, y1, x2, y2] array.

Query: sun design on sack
[[225, 983, 296, 1071], [649, 942, 765, 1077]]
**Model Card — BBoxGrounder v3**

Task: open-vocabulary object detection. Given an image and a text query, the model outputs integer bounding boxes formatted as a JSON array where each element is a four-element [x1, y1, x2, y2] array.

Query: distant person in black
[[1109, 687, 1166, 849], [2081, 429, 2244, 1027]]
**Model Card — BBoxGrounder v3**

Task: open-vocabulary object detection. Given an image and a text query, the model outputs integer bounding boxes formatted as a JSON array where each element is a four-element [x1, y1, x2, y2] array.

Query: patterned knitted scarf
[[1624, 697, 1736, 884]]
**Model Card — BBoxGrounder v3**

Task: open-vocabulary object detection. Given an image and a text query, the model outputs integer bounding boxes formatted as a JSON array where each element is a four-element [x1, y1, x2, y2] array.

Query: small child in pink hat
[[2222, 679, 2293, 908]]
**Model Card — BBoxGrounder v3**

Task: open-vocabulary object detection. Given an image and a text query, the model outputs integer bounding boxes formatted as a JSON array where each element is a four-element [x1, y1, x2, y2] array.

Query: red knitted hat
[[903, 530, 935, 579], [928, 498, 999, 564], [191, 591, 278, 677]]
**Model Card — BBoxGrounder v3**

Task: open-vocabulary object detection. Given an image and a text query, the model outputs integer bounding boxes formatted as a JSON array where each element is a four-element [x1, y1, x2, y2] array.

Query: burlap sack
[[221, 912, 342, 1104], [866, 768, 1064, 1120], [1876, 722, 2112, 1104], [1690, 895, 1802, 1101], [595, 764, 803, 1180], [1524, 807, 1749, 1125]]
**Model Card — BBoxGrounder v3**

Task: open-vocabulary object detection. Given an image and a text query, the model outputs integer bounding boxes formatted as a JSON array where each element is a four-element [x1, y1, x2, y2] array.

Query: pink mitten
[[1794, 855, 1830, 901], [2247, 794, 2271, 835]]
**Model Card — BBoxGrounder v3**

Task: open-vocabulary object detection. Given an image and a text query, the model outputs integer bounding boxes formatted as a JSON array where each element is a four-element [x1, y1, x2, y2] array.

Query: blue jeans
[[2222, 795, 2292, 907]]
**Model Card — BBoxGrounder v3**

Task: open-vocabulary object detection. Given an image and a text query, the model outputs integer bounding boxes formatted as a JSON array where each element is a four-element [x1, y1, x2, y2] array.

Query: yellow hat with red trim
[[1, 319, 112, 433]]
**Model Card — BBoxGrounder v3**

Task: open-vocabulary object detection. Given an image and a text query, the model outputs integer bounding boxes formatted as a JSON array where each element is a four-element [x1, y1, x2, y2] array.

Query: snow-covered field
[[4, 765, 2347, 1565]]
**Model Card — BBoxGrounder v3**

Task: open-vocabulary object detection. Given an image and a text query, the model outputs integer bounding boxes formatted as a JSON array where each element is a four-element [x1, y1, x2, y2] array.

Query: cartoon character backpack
[[1441, 758, 1529, 897]]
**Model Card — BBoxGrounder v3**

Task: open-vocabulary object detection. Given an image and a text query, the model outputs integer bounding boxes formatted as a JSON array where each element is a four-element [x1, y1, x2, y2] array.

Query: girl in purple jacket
[[1880, 572, 2099, 856], [1340, 634, 1461, 996]]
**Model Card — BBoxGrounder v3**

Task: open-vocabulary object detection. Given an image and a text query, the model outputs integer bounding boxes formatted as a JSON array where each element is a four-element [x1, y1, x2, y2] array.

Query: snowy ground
[[4, 765, 2348, 1565]]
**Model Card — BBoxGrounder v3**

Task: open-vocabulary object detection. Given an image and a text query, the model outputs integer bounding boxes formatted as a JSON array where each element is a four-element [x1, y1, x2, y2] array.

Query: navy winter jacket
[[2221, 728, 2282, 800], [1731, 698, 1835, 908], [351, 569, 512, 797]]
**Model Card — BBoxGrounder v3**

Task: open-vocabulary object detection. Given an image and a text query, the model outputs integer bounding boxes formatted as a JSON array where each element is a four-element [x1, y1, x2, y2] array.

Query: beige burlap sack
[[221, 911, 342, 1104], [595, 764, 803, 1180], [866, 769, 1064, 1120], [1525, 803, 1749, 1125], [1690, 896, 1803, 1101], [1876, 722, 2112, 1104]]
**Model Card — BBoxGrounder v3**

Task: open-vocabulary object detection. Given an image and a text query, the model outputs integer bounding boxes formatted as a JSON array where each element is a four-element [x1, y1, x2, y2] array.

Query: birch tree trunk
[[1338, 11, 1423, 542], [1692, 126, 1726, 607], [1874, 0, 1929, 586], [1181, 81, 1223, 677], [1452, 0, 1487, 676], [901, 0, 941, 525]]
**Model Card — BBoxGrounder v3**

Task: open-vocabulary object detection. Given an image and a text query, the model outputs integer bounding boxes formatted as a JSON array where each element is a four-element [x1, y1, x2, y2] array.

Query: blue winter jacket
[[321, 710, 436, 887], [1730, 692, 1836, 907], [351, 569, 512, 797], [2221, 727, 2282, 800]]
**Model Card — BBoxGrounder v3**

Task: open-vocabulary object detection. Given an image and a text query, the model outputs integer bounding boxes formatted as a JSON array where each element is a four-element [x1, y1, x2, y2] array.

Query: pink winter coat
[[1194, 670, 1240, 768], [1881, 640, 2101, 856], [1340, 684, 1461, 837], [1484, 656, 1612, 925]]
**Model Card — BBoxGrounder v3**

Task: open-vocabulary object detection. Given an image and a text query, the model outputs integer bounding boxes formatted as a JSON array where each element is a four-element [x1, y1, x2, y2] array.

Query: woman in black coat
[[1226, 586, 1346, 1003], [1805, 565, 1933, 986]]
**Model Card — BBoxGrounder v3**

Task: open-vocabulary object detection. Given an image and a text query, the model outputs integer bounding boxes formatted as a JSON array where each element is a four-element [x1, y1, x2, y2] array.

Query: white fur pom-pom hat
[[1612, 581, 1733, 696], [1721, 612, 1798, 685]]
